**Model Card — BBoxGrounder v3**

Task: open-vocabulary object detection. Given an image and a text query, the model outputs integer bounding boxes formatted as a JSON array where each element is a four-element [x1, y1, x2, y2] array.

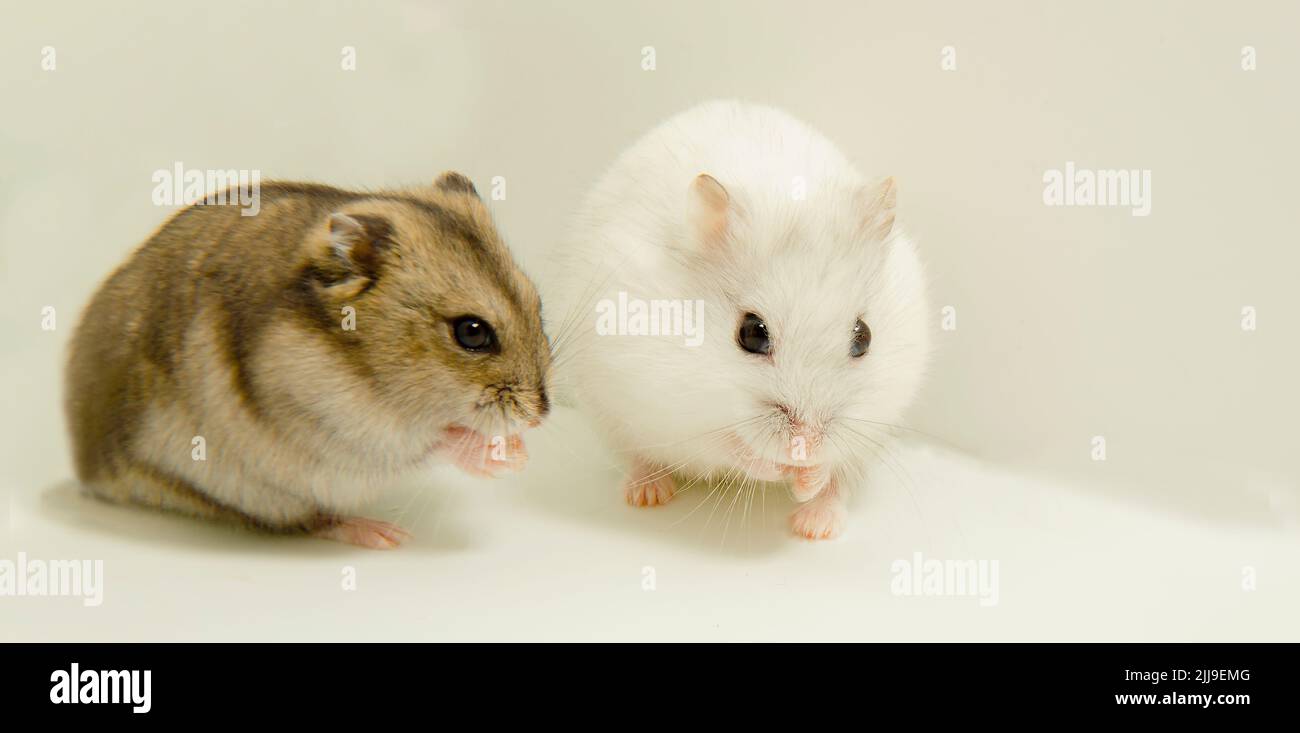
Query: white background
[[2, 0, 1297, 640]]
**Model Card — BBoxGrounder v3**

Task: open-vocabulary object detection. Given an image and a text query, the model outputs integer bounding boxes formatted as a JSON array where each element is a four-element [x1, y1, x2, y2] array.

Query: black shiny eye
[[453, 316, 495, 351], [737, 313, 771, 355], [850, 319, 871, 358]]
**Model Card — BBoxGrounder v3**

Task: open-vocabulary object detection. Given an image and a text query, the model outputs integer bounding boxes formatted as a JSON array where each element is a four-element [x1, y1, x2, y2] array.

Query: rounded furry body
[[554, 101, 930, 538], [65, 178, 550, 546]]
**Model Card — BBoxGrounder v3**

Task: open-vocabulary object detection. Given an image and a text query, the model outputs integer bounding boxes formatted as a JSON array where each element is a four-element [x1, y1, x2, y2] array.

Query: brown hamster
[[64, 173, 551, 548]]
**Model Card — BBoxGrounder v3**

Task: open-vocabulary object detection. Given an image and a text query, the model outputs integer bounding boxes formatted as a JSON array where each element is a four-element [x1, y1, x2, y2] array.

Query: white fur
[[553, 100, 931, 537]]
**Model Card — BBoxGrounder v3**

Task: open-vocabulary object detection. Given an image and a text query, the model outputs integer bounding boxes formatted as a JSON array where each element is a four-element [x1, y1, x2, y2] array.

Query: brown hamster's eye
[[737, 313, 771, 356], [452, 316, 496, 352], [850, 318, 871, 358]]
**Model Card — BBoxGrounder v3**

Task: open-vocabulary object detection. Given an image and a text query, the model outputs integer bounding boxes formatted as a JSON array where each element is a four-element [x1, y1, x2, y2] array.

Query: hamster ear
[[856, 176, 897, 241], [688, 173, 730, 246], [434, 171, 479, 197], [319, 212, 391, 294]]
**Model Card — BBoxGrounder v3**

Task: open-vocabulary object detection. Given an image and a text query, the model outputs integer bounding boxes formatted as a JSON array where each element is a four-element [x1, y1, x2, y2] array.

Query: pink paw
[[623, 463, 676, 507], [727, 433, 786, 482], [439, 427, 527, 478], [314, 517, 411, 550], [789, 496, 846, 540], [788, 464, 831, 502]]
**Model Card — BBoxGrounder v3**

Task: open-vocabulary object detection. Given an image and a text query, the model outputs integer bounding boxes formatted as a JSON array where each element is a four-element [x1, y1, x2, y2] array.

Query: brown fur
[[65, 174, 550, 532]]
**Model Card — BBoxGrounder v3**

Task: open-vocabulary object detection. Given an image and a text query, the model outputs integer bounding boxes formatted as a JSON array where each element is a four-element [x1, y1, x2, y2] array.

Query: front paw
[[439, 427, 527, 477], [787, 464, 831, 502], [728, 434, 786, 482], [789, 494, 846, 540]]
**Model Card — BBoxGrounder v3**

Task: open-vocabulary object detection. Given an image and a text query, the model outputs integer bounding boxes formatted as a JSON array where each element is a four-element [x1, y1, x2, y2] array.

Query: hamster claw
[[314, 517, 411, 549]]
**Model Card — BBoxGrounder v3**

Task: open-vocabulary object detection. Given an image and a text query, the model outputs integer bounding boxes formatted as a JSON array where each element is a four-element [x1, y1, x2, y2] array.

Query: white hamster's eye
[[452, 316, 497, 353], [737, 313, 772, 356], [850, 318, 871, 358]]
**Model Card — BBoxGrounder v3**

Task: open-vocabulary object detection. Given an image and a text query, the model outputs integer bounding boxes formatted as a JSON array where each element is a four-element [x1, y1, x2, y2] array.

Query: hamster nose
[[773, 402, 802, 431], [770, 402, 824, 461]]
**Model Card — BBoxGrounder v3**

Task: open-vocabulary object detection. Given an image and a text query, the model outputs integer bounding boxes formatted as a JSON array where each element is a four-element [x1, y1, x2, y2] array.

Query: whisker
[[838, 416, 949, 445]]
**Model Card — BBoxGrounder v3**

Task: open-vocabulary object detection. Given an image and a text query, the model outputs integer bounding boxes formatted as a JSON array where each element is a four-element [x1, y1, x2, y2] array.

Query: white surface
[[4, 410, 1298, 642], [3, 1, 1298, 641]]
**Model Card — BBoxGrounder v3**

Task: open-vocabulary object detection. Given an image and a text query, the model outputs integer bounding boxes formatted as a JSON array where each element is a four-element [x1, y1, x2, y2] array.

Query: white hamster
[[553, 100, 930, 539]]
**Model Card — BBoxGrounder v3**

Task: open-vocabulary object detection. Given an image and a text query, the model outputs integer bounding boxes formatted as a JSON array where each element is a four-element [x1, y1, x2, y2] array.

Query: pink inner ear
[[325, 212, 388, 276], [861, 177, 897, 240], [328, 212, 362, 237], [690, 173, 730, 245], [327, 214, 364, 261]]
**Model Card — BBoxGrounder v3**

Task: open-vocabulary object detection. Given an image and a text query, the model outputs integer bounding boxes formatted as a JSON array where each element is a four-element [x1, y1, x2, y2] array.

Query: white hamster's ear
[[856, 176, 897, 241], [315, 212, 392, 297], [688, 173, 730, 247]]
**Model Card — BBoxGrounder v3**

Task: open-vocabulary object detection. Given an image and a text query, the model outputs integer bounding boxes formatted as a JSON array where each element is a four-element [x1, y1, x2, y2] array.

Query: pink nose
[[774, 403, 817, 435], [773, 404, 825, 460], [773, 402, 797, 424]]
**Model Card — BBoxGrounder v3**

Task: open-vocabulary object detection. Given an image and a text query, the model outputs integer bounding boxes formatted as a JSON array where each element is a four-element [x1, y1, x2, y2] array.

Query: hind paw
[[315, 517, 411, 549], [623, 461, 676, 507]]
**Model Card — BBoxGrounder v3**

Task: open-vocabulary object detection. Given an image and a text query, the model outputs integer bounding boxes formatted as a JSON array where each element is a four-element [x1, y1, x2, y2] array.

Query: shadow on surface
[[34, 478, 473, 557]]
